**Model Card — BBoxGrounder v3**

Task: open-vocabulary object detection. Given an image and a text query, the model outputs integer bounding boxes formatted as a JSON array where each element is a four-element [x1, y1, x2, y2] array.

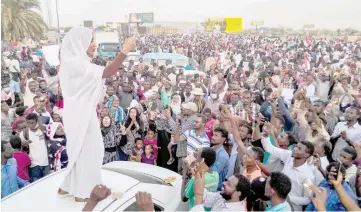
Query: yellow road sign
[[225, 18, 243, 33]]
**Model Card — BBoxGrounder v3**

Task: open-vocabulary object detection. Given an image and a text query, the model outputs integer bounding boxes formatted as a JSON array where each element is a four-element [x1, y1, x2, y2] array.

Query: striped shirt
[[182, 129, 210, 155], [234, 102, 260, 122], [167, 114, 197, 157]]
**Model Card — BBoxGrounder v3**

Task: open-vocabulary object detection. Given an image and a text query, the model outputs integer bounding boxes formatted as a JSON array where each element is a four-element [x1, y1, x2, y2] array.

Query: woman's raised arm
[[102, 37, 136, 78]]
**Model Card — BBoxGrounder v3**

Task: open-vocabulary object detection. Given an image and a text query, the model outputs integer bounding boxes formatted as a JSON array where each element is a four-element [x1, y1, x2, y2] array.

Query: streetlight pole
[[55, 0, 60, 43]]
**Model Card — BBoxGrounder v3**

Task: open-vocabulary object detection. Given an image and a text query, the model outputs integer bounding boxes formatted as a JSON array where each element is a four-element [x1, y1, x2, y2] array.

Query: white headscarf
[[58, 26, 105, 181], [60, 27, 92, 64], [46, 122, 64, 142], [60, 27, 94, 98]]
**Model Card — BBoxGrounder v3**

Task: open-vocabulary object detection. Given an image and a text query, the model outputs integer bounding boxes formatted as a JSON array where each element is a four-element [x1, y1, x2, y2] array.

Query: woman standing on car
[[57, 26, 135, 201]]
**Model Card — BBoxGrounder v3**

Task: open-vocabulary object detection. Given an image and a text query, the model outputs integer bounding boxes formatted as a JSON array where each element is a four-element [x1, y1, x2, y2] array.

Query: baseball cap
[[182, 102, 197, 112]]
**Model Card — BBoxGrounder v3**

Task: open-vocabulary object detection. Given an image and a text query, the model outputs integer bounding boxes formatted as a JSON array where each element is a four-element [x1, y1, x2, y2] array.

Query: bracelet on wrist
[[195, 193, 203, 196]]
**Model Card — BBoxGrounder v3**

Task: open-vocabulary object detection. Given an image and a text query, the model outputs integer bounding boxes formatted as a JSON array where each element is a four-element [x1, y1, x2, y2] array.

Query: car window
[[100, 44, 118, 52], [124, 55, 141, 62], [123, 201, 163, 211], [103, 167, 172, 186]]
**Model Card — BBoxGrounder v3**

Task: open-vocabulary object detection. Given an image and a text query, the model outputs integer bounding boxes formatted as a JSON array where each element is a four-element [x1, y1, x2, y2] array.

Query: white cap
[[182, 102, 197, 112]]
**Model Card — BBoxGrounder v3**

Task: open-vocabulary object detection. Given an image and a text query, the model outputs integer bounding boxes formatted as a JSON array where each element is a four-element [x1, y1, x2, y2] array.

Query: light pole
[[55, 0, 60, 43]]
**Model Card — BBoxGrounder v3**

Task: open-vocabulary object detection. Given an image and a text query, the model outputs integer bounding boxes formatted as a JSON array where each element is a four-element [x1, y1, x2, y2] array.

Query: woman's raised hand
[[122, 36, 136, 55], [120, 124, 126, 135]]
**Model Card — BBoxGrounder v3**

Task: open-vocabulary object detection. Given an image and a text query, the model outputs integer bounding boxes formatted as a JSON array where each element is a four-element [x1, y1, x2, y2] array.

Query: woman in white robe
[[58, 27, 135, 201]]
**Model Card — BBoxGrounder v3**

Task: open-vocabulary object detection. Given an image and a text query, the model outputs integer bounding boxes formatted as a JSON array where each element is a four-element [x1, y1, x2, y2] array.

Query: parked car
[[1, 161, 188, 211]]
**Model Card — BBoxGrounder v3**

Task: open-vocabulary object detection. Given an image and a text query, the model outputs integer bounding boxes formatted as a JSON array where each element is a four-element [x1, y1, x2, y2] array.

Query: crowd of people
[[1, 31, 361, 211]]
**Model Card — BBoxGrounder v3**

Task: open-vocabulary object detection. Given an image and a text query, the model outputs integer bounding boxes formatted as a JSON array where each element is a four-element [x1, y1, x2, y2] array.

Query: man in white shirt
[[331, 107, 361, 161], [19, 113, 49, 181], [7, 55, 20, 73], [311, 137, 331, 185], [315, 72, 331, 102], [333, 50, 341, 62], [261, 127, 316, 211], [191, 173, 250, 211]]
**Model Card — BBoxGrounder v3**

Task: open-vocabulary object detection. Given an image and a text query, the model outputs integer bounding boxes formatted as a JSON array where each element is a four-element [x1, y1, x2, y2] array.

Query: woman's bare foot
[[58, 188, 69, 195], [75, 197, 88, 202]]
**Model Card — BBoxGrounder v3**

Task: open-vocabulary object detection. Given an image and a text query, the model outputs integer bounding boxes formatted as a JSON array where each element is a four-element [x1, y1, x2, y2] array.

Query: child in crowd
[[52, 113, 62, 123], [167, 134, 176, 165], [130, 138, 144, 162], [12, 106, 28, 132], [141, 144, 157, 165], [9, 135, 31, 181], [144, 128, 158, 160]]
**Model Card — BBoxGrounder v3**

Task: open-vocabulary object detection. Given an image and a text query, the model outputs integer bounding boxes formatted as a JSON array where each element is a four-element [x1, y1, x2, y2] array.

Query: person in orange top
[[242, 146, 264, 183]]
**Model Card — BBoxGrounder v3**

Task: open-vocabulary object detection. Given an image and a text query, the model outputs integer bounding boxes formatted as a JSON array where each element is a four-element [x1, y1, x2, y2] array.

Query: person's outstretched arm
[[333, 174, 361, 211], [102, 37, 136, 78]]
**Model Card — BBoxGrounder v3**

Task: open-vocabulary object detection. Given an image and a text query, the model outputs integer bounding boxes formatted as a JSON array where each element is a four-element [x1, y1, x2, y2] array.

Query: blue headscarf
[[106, 96, 125, 127]]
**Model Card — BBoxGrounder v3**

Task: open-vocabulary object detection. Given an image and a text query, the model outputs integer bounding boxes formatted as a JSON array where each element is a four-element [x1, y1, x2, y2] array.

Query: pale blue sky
[[42, 0, 361, 29]]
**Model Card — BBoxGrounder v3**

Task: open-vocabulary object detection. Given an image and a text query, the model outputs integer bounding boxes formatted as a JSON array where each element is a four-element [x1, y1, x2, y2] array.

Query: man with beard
[[305, 162, 358, 211], [262, 123, 315, 211], [191, 171, 250, 211], [141, 80, 153, 100], [118, 82, 134, 109], [210, 127, 230, 190]]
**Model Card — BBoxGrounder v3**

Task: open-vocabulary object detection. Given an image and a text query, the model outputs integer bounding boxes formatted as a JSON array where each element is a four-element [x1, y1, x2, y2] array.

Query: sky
[[42, 0, 361, 30]]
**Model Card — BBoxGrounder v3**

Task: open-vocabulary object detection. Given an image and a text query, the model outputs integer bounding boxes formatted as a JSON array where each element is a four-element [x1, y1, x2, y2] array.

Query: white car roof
[[1, 169, 139, 211], [1, 162, 185, 211]]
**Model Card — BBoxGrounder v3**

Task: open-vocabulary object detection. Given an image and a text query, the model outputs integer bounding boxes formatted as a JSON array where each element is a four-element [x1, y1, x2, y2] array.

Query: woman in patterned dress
[[100, 115, 120, 164], [46, 122, 68, 171]]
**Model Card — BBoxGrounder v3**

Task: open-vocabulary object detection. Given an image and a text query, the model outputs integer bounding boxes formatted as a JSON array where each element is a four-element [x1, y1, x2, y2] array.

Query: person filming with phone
[[305, 162, 358, 211]]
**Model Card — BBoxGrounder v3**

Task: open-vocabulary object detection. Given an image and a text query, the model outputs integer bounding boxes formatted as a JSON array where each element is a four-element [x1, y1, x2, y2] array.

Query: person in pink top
[[203, 108, 215, 141], [11, 106, 28, 132], [143, 128, 158, 160], [9, 135, 31, 181]]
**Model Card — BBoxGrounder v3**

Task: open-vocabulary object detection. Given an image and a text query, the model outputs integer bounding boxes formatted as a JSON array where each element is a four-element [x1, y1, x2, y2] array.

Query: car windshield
[[100, 43, 118, 52]]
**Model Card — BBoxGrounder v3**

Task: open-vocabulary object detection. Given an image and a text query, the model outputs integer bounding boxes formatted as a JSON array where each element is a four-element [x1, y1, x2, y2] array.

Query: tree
[[1, 0, 47, 41]]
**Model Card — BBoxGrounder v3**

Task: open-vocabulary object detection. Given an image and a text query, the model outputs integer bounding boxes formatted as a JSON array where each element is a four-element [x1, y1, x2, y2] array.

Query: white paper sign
[[42, 45, 60, 66]]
